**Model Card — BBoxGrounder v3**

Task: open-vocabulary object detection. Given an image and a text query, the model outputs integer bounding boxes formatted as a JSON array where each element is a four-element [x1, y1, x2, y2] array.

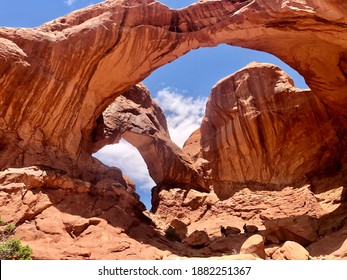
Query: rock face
[[0, 166, 159, 260], [153, 62, 346, 258], [264, 215, 319, 246], [1, 0, 347, 187], [0, 0, 252, 182], [183, 62, 342, 199], [307, 222, 347, 260], [1, 0, 347, 260]]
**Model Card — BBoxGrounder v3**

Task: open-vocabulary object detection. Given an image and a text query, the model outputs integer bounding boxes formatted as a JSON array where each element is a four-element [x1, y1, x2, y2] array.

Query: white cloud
[[154, 87, 207, 147], [93, 140, 155, 192], [64, 0, 77, 6], [64, 0, 99, 7]]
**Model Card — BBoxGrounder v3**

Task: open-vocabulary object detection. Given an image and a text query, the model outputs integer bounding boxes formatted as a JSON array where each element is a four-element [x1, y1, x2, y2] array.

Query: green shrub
[[4, 224, 15, 235], [0, 238, 32, 260]]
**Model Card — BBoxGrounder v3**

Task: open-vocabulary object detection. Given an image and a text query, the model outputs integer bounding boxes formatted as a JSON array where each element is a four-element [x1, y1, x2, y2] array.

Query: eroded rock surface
[[0, 166, 156, 260], [153, 61, 347, 259], [92, 84, 202, 188], [183, 62, 343, 199], [1, 0, 347, 260], [1, 0, 347, 185]]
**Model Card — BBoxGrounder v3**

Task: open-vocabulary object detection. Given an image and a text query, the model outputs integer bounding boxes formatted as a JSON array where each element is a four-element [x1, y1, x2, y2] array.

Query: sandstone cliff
[[1, 0, 347, 260], [1, 0, 347, 184], [182, 62, 343, 199]]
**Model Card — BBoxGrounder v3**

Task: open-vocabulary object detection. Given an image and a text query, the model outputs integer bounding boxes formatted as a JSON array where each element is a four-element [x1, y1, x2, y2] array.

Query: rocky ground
[[0, 165, 346, 260]]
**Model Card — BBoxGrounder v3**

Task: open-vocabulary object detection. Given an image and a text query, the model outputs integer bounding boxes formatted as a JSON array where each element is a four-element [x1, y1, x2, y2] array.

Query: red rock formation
[[0, 0, 242, 179], [1, 0, 347, 260], [154, 62, 346, 253], [0, 166, 157, 260], [1, 0, 347, 183], [183, 62, 342, 198], [92, 84, 202, 188]]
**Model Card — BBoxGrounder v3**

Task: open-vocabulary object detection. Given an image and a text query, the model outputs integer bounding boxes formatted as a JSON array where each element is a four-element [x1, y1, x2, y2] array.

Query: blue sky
[[0, 0, 308, 209]]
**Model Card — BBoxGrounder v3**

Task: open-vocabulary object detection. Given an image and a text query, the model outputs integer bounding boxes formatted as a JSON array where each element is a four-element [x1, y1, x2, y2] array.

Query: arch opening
[[93, 138, 155, 210], [159, 0, 197, 9], [143, 44, 308, 101], [93, 44, 310, 209]]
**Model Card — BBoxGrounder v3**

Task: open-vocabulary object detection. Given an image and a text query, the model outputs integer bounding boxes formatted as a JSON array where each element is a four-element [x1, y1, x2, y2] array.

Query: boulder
[[185, 230, 210, 248], [264, 215, 319, 246], [240, 234, 266, 259], [208, 237, 238, 253], [169, 219, 188, 241], [272, 241, 310, 260]]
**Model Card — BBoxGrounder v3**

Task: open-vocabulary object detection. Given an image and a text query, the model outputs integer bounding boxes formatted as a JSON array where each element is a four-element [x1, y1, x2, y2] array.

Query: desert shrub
[[164, 226, 181, 242], [0, 216, 4, 226], [4, 224, 15, 235], [0, 238, 32, 260]]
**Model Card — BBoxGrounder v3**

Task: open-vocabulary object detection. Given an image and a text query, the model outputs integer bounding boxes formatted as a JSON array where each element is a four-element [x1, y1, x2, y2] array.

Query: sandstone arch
[[91, 83, 205, 190], [1, 0, 347, 186], [1, 0, 347, 260]]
